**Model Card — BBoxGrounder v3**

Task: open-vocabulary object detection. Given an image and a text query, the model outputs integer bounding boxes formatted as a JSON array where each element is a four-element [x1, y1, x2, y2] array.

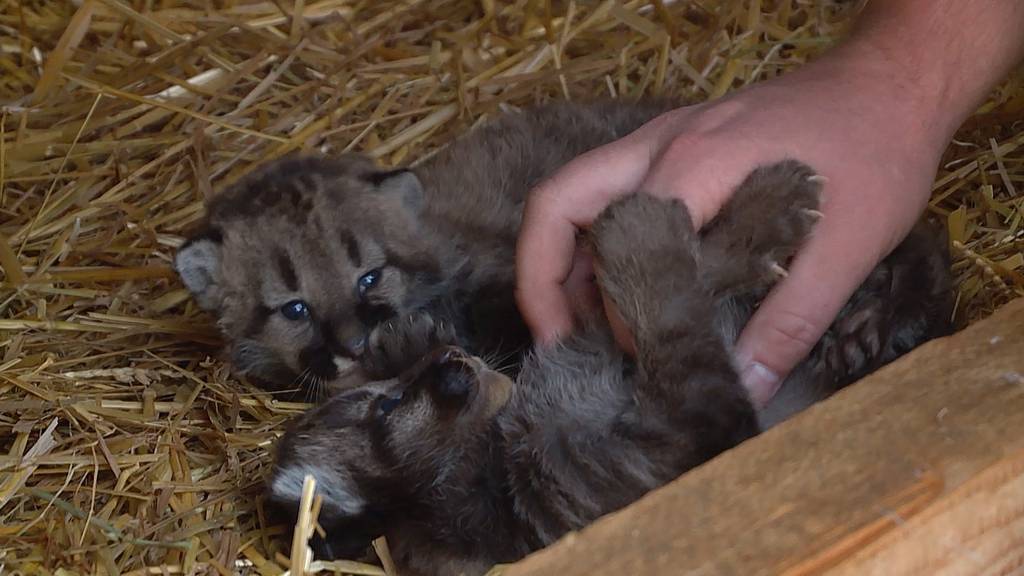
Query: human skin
[[515, 0, 1024, 407]]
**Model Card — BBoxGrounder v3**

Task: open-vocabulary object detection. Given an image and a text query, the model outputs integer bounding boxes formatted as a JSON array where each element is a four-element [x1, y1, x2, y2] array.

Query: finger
[[514, 212, 575, 345], [733, 219, 881, 408], [516, 134, 657, 343], [563, 243, 602, 320]]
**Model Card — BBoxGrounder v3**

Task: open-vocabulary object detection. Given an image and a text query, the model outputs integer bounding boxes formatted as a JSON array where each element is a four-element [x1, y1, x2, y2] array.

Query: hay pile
[[1, 1, 1021, 574]]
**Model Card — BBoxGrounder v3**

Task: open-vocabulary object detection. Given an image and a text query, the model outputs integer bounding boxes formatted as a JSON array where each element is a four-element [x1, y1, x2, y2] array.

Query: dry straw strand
[[0, 1, 1021, 575]]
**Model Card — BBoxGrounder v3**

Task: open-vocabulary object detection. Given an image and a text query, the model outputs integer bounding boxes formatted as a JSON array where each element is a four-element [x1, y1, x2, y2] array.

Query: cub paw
[[364, 312, 457, 380], [701, 160, 823, 294], [822, 297, 890, 385], [589, 193, 700, 329]]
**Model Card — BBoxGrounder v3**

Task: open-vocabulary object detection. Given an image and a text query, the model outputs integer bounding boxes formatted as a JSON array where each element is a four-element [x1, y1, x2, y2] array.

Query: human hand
[[515, 48, 957, 408]]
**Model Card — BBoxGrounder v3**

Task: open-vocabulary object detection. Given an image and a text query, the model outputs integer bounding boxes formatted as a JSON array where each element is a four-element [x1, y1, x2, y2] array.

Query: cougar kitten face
[[175, 155, 452, 399], [176, 101, 682, 400], [269, 346, 511, 550]]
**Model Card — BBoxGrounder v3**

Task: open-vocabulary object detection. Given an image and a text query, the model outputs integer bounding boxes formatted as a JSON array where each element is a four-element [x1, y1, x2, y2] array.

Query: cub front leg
[[699, 160, 823, 299], [363, 312, 457, 380]]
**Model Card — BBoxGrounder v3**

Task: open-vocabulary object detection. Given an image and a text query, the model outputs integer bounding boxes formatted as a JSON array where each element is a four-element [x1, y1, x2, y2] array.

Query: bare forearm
[[836, 0, 1024, 142]]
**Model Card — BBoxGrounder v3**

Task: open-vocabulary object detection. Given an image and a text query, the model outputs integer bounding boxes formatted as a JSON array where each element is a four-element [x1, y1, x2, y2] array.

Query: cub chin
[[174, 101, 675, 400], [267, 162, 954, 575]]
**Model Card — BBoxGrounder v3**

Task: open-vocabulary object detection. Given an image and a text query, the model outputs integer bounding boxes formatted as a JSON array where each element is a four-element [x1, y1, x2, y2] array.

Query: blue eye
[[378, 394, 402, 416], [358, 269, 381, 294], [280, 300, 310, 321]]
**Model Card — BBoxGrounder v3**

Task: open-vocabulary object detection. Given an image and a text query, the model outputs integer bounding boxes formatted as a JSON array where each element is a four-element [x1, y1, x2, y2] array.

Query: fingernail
[[741, 362, 781, 408]]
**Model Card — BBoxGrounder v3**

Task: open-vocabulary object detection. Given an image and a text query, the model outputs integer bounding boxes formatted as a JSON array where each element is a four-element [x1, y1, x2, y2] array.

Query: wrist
[[821, 0, 1024, 150], [809, 37, 959, 157]]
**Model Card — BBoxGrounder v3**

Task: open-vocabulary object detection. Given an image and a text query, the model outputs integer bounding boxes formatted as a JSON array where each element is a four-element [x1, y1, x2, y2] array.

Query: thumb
[[733, 218, 881, 408], [516, 131, 657, 343]]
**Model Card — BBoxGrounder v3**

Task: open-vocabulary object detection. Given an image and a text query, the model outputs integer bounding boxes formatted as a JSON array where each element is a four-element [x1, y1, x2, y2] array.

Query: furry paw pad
[[590, 193, 697, 268], [700, 160, 823, 293], [589, 193, 700, 329], [824, 299, 888, 382], [364, 312, 457, 379]]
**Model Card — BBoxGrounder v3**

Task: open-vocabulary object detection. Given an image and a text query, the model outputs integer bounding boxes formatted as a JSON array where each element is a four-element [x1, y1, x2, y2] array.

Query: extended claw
[[770, 262, 789, 278], [806, 174, 829, 184], [802, 209, 825, 220]]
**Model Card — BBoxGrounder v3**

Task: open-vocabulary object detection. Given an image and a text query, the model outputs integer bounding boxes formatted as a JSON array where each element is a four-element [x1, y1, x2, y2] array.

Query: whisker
[[297, 368, 314, 403], [488, 349, 518, 366], [314, 376, 325, 403], [493, 361, 518, 374], [478, 348, 521, 376], [306, 373, 319, 405], [278, 368, 310, 396]]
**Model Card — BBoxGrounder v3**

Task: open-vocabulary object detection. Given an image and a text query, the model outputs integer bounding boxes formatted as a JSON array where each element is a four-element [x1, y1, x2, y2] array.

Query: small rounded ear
[[174, 233, 224, 312], [368, 169, 424, 213]]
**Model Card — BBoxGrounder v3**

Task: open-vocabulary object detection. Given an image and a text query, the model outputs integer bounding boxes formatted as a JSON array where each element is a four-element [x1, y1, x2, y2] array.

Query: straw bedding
[[1, 0, 1021, 574]]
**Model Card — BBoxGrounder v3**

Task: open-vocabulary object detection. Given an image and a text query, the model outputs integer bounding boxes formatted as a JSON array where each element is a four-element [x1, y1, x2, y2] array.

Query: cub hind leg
[[818, 219, 954, 389], [590, 192, 759, 459]]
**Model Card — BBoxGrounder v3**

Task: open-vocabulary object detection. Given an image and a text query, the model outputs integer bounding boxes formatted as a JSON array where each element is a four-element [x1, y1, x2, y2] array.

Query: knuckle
[[690, 97, 746, 130], [660, 132, 703, 161], [762, 309, 823, 356]]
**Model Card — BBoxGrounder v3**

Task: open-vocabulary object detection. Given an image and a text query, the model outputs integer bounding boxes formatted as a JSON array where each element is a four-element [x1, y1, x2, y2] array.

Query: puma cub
[[175, 101, 675, 400]]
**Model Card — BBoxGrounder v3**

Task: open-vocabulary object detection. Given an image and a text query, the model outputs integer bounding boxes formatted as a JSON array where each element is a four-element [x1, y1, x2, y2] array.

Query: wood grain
[[829, 448, 1024, 575], [503, 298, 1024, 576]]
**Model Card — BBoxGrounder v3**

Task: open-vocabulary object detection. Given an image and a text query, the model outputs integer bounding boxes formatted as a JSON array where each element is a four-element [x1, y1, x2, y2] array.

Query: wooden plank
[[503, 298, 1024, 576], [828, 448, 1024, 575]]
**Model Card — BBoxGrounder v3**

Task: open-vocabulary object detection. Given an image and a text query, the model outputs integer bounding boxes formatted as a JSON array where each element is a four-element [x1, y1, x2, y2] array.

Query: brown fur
[[175, 101, 675, 400], [267, 161, 954, 575]]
